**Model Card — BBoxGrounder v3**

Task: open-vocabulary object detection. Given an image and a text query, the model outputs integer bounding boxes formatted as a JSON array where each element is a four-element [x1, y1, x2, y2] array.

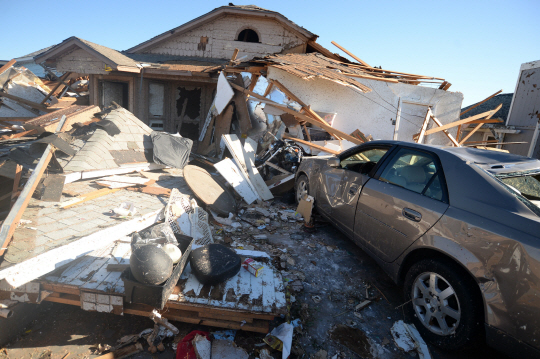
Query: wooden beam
[[228, 48, 239, 66], [460, 90, 503, 117], [416, 108, 432, 144], [343, 63, 445, 81], [268, 79, 338, 137], [40, 72, 71, 105], [60, 188, 121, 209], [245, 74, 260, 102], [331, 41, 371, 67], [430, 115, 460, 146], [0, 92, 53, 112], [231, 76, 252, 136], [345, 72, 399, 83], [0, 129, 37, 141], [458, 106, 499, 145], [283, 133, 341, 155], [0, 115, 68, 256], [424, 104, 502, 136], [10, 164, 22, 208], [0, 60, 16, 76], [229, 82, 362, 145], [458, 123, 484, 145], [213, 104, 234, 156]]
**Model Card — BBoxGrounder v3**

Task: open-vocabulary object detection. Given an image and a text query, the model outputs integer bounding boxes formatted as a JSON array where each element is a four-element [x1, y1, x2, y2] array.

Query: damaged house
[[31, 4, 464, 151]]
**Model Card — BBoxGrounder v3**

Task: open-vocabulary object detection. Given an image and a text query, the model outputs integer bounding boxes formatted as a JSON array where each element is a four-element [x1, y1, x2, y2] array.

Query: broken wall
[[504, 60, 540, 157], [142, 15, 305, 60], [267, 67, 464, 145]]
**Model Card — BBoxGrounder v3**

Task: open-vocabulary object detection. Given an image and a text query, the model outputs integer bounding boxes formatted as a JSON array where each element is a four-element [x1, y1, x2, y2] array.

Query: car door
[[354, 147, 449, 262], [327, 146, 391, 237]]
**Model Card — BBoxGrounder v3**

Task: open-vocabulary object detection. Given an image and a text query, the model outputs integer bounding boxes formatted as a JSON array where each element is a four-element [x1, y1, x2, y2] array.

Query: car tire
[[403, 258, 482, 351], [295, 174, 309, 204]]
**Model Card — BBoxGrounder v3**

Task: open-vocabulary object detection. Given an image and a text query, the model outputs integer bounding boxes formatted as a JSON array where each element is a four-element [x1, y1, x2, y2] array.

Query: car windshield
[[495, 170, 540, 216]]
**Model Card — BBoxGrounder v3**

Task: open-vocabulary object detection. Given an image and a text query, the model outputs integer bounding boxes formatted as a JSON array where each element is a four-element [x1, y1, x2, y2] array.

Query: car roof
[[365, 140, 540, 175]]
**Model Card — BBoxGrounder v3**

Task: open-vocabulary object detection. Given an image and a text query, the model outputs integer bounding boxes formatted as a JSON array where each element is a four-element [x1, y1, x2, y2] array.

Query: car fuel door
[[354, 147, 449, 262]]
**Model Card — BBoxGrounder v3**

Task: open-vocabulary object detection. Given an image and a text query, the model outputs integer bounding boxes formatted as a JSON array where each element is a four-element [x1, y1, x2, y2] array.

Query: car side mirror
[[327, 157, 340, 167]]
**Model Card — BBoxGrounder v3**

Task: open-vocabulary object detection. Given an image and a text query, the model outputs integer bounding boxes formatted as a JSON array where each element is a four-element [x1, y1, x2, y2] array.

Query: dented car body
[[296, 140, 540, 357]]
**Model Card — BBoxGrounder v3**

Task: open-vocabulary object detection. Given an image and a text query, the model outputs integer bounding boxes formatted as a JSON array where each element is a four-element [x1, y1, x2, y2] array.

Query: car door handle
[[349, 185, 359, 195], [402, 208, 422, 222]]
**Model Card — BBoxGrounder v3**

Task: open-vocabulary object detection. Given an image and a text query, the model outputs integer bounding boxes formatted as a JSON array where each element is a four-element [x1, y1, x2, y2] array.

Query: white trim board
[[0, 208, 163, 290], [214, 158, 259, 205]]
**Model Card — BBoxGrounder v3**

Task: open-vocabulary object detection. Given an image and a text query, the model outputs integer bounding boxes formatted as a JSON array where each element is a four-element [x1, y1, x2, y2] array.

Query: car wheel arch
[[398, 247, 486, 325]]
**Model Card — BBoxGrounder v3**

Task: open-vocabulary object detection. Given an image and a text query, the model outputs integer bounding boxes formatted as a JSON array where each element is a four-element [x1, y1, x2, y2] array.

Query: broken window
[[176, 87, 201, 139], [148, 82, 165, 130], [100, 81, 128, 108], [237, 29, 259, 43]]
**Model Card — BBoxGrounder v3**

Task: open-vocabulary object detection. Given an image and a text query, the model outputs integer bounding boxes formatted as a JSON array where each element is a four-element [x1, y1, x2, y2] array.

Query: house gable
[[140, 14, 307, 60]]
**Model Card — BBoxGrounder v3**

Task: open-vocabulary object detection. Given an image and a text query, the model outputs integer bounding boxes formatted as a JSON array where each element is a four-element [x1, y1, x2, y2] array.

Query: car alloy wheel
[[296, 175, 308, 204], [412, 272, 461, 336]]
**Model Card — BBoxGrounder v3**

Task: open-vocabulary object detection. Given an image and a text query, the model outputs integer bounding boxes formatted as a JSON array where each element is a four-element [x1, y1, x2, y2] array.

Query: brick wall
[[144, 15, 305, 60]]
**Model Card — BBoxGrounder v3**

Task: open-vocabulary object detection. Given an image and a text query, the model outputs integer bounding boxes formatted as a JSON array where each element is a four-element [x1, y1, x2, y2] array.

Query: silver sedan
[[295, 140, 540, 357]]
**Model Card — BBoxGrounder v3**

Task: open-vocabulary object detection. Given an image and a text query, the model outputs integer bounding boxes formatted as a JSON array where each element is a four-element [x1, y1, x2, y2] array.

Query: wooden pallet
[[9, 241, 286, 333]]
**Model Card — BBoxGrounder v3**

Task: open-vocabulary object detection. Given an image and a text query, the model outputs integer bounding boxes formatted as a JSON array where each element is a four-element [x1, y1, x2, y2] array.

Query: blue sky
[[2, 0, 538, 106]]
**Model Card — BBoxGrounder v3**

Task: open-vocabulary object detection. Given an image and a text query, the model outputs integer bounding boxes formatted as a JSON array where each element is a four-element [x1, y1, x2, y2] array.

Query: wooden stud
[[344, 72, 399, 83], [458, 106, 500, 145], [416, 108, 432, 144], [460, 90, 503, 117], [424, 104, 502, 136], [331, 41, 371, 67], [61, 188, 122, 209], [213, 104, 234, 156], [10, 164, 22, 208], [40, 72, 71, 105], [283, 133, 341, 155], [229, 82, 362, 145], [0, 60, 16, 76], [430, 115, 460, 146], [0, 92, 53, 112], [231, 76, 253, 136], [228, 48, 240, 66]]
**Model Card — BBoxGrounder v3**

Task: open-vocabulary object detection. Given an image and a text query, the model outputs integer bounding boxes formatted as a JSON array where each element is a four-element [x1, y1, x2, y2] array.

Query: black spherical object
[[130, 245, 173, 285], [190, 244, 241, 285]]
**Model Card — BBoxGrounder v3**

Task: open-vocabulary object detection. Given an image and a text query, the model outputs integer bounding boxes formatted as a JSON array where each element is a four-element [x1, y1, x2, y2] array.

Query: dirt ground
[[0, 199, 511, 359]]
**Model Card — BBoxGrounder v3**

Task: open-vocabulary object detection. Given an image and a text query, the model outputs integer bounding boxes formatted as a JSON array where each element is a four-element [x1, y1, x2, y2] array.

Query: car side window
[[340, 148, 388, 175], [379, 148, 445, 201]]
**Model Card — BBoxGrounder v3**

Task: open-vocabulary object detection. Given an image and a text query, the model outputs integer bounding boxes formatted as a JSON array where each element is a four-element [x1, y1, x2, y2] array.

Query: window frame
[[374, 146, 450, 204], [337, 144, 394, 178]]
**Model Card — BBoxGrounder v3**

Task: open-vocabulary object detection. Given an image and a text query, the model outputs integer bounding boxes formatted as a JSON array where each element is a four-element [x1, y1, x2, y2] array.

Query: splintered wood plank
[[272, 269, 286, 311], [214, 158, 259, 205], [249, 265, 264, 313], [56, 244, 115, 284], [66, 245, 118, 287], [83, 240, 131, 291], [244, 138, 273, 200], [260, 264, 276, 312], [219, 274, 240, 309], [182, 265, 204, 304], [213, 104, 234, 156], [416, 108, 432, 144], [235, 265, 253, 311], [222, 134, 269, 200]]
